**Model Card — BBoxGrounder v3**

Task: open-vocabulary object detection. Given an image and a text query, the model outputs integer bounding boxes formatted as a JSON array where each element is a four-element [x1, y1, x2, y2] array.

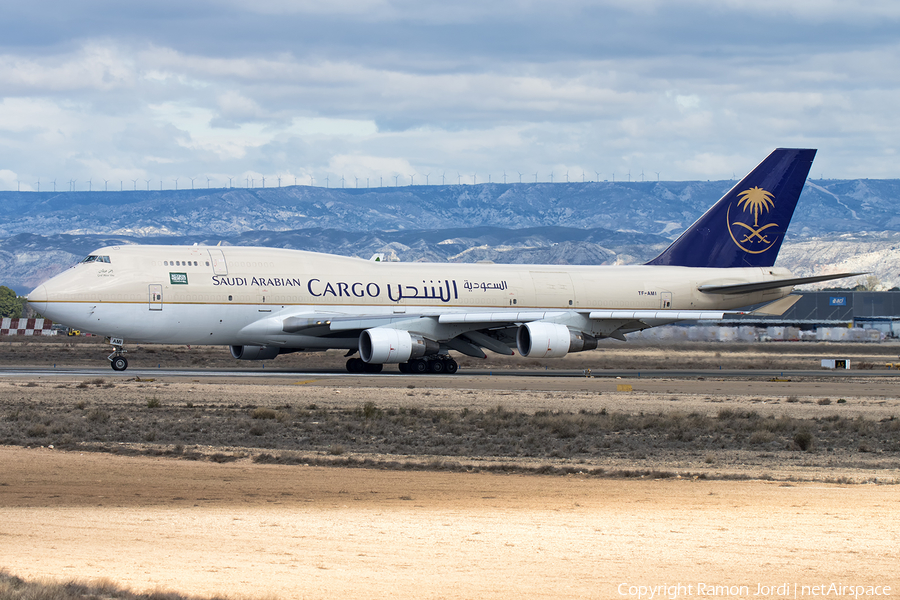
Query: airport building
[[721, 291, 900, 340]]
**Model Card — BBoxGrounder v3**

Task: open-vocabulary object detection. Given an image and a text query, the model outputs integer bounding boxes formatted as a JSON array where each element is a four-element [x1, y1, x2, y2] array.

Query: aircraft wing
[[258, 307, 732, 359]]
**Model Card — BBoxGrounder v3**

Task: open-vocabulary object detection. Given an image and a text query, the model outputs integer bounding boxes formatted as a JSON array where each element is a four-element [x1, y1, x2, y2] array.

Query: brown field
[[1, 337, 899, 599]]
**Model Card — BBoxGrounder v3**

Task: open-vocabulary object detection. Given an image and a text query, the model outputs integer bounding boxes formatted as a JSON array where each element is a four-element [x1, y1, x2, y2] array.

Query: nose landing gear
[[107, 337, 128, 371]]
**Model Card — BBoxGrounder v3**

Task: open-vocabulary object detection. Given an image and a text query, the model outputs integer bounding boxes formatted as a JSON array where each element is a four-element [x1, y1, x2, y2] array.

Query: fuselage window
[[164, 261, 168, 266]]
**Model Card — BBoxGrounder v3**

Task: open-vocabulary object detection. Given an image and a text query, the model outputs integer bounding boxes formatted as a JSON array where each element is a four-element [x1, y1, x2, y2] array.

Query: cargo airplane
[[27, 148, 856, 374]]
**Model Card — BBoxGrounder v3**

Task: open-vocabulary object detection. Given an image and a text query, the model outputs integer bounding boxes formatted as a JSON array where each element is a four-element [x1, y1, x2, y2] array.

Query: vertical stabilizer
[[647, 148, 816, 268]]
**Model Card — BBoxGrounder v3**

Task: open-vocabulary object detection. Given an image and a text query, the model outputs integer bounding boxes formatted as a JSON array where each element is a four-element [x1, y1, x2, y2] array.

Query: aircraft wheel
[[346, 357, 365, 373], [444, 359, 459, 374], [410, 359, 428, 374], [398, 362, 410, 373], [111, 356, 128, 372], [429, 359, 445, 374], [364, 362, 383, 374]]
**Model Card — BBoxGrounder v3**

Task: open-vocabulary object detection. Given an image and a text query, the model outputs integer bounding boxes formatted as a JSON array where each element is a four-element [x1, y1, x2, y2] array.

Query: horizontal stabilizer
[[750, 294, 802, 316], [698, 272, 864, 295]]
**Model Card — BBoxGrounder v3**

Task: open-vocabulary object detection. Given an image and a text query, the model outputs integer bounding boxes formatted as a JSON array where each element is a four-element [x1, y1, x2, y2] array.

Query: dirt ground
[[2, 338, 899, 599], [2, 446, 898, 600]]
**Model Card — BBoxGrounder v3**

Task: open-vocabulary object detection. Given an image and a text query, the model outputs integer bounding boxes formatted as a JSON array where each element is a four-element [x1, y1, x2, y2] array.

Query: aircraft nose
[[27, 284, 48, 315]]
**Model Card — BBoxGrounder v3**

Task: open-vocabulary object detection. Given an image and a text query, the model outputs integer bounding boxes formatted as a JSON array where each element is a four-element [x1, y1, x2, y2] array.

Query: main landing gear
[[399, 356, 459, 375], [344, 356, 460, 374], [107, 337, 128, 371]]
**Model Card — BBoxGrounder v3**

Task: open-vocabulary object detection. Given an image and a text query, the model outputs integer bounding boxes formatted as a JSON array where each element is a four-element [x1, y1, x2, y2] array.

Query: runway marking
[[293, 379, 318, 385]]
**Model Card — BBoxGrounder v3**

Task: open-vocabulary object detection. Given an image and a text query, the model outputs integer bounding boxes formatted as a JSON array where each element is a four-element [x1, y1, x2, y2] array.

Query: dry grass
[[0, 569, 229, 600], [3, 391, 898, 477]]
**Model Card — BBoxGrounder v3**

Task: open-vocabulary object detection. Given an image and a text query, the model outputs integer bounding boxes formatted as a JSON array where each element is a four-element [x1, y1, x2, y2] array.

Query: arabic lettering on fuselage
[[211, 275, 461, 303], [463, 280, 508, 292], [387, 280, 458, 303]]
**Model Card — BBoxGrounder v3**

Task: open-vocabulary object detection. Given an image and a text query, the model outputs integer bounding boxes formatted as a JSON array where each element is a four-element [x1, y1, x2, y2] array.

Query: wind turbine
[[51, 179, 56, 192], [325, 175, 329, 188], [517, 171, 523, 183], [502, 171, 507, 184], [103, 179, 109, 191], [144, 179, 150, 191], [261, 176, 265, 188], [565, 171, 569, 183], [457, 172, 461, 185], [277, 176, 281, 188], [132, 179, 138, 191], [354, 175, 359, 188], [190, 177, 196, 189], [88, 178, 92, 192], [654, 171, 660, 182], [534, 173, 538, 183], [595, 171, 600, 182], [441, 172, 446, 185], [640, 170, 644, 182], [70, 179, 76, 191], [473, 174, 476, 185], [409, 174, 414, 186], [251, 177, 255, 188], [174, 177, 179, 190], [549, 172, 553, 183], [228, 177, 233, 188], [35, 177, 40, 192], [394, 174, 399, 186], [207, 177, 212, 189], [425, 172, 430, 185]]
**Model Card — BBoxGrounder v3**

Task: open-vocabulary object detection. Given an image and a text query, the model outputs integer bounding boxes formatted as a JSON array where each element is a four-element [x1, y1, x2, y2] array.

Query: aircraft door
[[208, 249, 228, 275], [661, 292, 672, 309], [149, 284, 163, 311]]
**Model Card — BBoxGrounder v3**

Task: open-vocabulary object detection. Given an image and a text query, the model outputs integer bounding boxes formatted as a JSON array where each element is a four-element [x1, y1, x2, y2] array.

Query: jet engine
[[516, 322, 598, 358], [359, 328, 440, 363], [230, 345, 281, 360]]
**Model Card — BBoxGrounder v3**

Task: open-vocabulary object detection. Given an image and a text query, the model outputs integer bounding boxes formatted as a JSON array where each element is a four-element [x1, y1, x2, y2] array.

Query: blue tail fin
[[647, 148, 816, 268]]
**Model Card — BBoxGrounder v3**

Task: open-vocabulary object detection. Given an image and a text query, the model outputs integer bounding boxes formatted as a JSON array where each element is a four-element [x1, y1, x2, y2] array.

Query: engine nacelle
[[359, 329, 440, 364], [230, 345, 281, 360], [516, 323, 598, 358]]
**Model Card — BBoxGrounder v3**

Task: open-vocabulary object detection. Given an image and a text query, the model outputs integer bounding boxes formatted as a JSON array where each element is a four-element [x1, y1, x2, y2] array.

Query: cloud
[[0, 1, 899, 189]]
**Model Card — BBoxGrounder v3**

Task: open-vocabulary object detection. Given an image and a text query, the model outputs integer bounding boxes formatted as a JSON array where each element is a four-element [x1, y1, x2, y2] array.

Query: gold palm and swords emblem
[[727, 186, 779, 254]]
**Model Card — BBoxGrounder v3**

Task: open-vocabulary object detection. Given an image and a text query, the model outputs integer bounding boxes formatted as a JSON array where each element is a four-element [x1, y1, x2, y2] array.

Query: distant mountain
[[4, 178, 900, 239], [2, 178, 899, 294]]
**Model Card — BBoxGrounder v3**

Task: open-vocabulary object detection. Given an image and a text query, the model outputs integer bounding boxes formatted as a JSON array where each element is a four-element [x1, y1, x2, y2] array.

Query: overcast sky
[[1, 0, 899, 191]]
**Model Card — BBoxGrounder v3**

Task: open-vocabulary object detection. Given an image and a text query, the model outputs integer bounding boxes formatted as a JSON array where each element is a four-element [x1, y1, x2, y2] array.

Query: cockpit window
[[81, 255, 111, 264]]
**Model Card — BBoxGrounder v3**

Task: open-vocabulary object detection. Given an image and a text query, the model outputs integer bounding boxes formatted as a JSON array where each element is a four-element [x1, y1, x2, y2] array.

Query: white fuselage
[[28, 244, 793, 348]]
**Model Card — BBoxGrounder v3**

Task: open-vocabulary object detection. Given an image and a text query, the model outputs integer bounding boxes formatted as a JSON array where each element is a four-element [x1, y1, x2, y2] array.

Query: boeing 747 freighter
[[27, 148, 856, 373]]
